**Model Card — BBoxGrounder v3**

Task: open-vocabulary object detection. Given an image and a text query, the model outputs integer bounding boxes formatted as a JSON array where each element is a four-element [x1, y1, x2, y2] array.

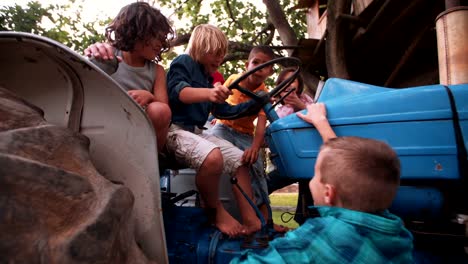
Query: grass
[[270, 193, 298, 206], [272, 211, 298, 229], [269, 193, 299, 229]]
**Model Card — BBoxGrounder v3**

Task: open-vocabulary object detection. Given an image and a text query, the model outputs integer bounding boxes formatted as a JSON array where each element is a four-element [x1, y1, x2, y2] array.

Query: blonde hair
[[320, 137, 400, 212], [186, 24, 228, 62]]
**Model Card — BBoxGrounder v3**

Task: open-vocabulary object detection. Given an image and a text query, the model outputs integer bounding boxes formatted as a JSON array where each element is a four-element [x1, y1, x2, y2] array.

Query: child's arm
[[166, 55, 232, 104], [152, 64, 169, 104], [283, 91, 306, 112], [127, 90, 154, 107], [84, 42, 121, 62], [242, 114, 267, 165], [296, 103, 336, 142], [179, 82, 232, 104]]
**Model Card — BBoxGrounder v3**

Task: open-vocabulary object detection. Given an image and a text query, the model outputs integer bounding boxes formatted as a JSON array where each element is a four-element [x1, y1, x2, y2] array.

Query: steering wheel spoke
[[223, 56, 302, 120], [271, 88, 296, 109], [233, 85, 261, 101]]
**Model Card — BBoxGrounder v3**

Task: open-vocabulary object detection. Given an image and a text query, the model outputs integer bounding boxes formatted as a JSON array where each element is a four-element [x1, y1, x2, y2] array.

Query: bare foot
[[215, 205, 244, 237], [273, 223, 289, 233], [242, 217, 261, 235]]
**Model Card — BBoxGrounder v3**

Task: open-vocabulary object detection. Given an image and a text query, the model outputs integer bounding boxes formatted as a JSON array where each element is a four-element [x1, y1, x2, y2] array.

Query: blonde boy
[[166, 24, 262, 237]]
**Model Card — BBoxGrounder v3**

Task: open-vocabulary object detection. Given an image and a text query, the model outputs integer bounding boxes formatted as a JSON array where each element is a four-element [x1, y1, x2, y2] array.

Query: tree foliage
[[1, 0, 308, 86], [0, 0, 109, 53], [158, 0, 307, 84]]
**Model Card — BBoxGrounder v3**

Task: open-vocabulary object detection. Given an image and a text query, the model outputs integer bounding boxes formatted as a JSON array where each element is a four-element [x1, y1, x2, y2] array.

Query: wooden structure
[[293, 0, 457, 88]]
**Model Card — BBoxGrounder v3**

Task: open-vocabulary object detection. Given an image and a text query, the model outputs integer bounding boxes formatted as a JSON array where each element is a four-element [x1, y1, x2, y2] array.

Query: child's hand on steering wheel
[[209, 82, 232, 103]]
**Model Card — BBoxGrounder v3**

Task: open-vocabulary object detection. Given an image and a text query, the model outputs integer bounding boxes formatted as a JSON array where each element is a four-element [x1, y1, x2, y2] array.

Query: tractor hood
[[266, 78, 467, 182]]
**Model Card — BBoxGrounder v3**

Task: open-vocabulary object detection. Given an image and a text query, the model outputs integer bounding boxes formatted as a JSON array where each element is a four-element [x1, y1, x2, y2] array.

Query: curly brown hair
[[105, 2, 174, 62]]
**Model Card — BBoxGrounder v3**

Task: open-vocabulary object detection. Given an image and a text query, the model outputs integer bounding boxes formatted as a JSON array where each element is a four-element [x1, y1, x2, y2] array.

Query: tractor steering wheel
[[227, 57, 302, 102], [211, 57, 301, 120]]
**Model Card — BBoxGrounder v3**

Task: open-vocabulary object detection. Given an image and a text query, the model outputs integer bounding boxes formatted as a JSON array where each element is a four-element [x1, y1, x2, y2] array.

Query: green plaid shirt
[[232, 206, 414, 264]]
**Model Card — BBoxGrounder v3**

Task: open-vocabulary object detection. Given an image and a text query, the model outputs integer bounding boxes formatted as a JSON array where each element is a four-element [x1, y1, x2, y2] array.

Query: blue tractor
[[0, 3, 467, 263], [161, 62, 468, 263]]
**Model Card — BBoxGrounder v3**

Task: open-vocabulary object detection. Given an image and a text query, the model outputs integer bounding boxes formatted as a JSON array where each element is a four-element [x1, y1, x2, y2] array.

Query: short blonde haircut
[[186, 24, 228, 62]]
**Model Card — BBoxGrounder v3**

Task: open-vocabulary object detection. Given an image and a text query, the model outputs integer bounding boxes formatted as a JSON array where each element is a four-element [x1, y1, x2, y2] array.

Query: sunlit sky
[[1, 0, 244, 24], [1, 0, 156, 22], [1, 0, 218, 37], [0, 0, 224, 22]]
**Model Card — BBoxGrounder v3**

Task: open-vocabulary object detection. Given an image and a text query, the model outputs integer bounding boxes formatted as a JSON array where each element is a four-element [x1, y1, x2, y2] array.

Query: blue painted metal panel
[[267, 78, 458, 181], [270, 79, 452, 132], [390, 186, 444, 220], [448, 84, 468, 156], [164, 206, 275, 264], [317, 77, 390, 102], [268, 121, 459, 180]]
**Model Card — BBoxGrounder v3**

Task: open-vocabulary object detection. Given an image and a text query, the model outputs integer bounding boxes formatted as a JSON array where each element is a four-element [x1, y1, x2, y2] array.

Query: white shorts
[[166, 124, 243, 176]]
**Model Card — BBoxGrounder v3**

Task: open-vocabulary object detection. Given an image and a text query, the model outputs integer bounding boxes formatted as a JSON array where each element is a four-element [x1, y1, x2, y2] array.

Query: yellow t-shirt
[[218, 73, 268, 135]]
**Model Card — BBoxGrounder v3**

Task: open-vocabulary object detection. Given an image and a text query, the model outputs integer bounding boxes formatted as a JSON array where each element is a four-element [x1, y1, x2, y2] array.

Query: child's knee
[[235, 164, 250, 176], [147, 102, 171, 124], [203, 148, 223, 171]]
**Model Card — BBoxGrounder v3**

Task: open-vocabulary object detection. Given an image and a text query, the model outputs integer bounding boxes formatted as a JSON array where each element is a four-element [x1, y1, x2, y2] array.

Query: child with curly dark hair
[[85, 2, 173, 153]]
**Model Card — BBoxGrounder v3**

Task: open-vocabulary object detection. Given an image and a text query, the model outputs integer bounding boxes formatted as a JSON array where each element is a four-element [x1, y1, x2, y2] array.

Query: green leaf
[[0, 0, 111, 52]]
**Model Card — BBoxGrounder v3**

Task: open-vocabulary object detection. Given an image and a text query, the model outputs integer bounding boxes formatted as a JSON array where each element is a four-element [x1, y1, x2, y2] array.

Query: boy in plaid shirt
[[232, 103, 413, 263]]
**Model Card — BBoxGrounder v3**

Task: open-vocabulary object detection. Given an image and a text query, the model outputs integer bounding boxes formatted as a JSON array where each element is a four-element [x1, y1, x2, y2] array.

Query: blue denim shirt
[[167, 54, 261, 128], [167, 54, 213, 128]]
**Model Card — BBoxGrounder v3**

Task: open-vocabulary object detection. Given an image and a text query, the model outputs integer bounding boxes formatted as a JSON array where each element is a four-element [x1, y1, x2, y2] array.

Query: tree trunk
[[263, 0, 321, 93], [326, 0, 352, 79], [263, 0, 298, 56]]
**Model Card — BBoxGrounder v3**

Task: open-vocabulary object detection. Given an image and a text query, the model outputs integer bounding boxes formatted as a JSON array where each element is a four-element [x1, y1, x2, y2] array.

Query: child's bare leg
[[233, 165, 261, 235], [196, 148, 243, 237], [259, 203, 289, 233], [259, 203, 268, 223], [146, 102, 171, 152]]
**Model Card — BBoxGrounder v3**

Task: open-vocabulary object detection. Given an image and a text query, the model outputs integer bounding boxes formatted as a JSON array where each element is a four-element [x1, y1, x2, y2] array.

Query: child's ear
[[323, 184, 336, 205]]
